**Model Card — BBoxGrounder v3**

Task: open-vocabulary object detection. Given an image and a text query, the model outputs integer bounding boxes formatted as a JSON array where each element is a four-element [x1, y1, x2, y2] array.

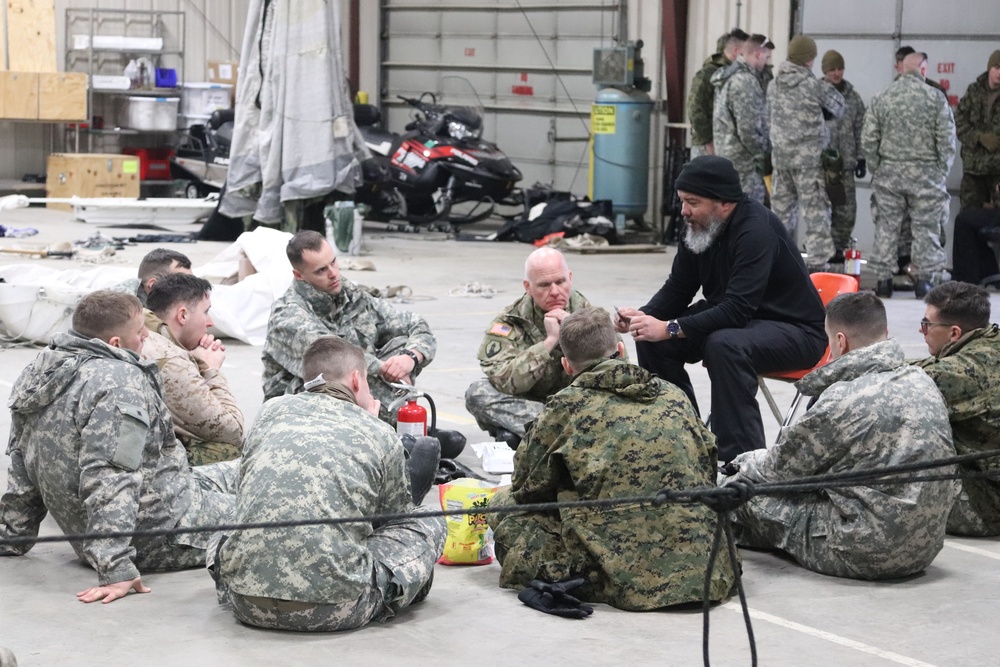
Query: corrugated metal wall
[[0, 0, 249, 181], [683, 0, 793, 111]]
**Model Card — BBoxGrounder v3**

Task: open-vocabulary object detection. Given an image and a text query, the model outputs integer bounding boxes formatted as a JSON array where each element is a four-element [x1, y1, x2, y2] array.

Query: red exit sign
[[937, 62, 955, 74]]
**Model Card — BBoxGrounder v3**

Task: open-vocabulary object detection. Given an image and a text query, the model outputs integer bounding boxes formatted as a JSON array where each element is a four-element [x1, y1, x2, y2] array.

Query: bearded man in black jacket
[[616, 156, 827, 462]]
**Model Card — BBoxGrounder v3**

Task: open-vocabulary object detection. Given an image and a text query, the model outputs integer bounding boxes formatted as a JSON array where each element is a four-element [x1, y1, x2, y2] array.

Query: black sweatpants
[[636, 305, 826, 463], [951, 207, 1000, 285]]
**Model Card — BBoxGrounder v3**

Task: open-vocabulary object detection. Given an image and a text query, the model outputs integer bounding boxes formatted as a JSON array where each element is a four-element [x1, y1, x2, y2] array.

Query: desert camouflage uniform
[[913, 325, 1000, 536], [723, 339, 957, 579], [826, 78, 866, 250], [955, 71, 1000, 210], [687, 52, 730, 156], [262, 279, 436, 423], [769, 60, 845, 268], [215, 391, 445, 631], [465, 290, 590, 437], [862, 72, 957, 283], [712, 58, 769, 203], [487, 359, 736, 610], [0, 332, 237, 585], [141, 311, 244, 465]]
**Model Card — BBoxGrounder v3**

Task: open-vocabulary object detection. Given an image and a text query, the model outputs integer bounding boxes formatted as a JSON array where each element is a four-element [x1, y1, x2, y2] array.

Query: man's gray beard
[[683, 214, 727, 254]]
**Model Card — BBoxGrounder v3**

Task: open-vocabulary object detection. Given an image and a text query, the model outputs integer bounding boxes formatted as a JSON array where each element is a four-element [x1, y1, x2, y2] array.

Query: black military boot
[[875, 279, 894, 299], [494, 428, 522, 451], [401, 435, 441, 504], [427, 428, 466, 459], [913, 280, 932, 299]]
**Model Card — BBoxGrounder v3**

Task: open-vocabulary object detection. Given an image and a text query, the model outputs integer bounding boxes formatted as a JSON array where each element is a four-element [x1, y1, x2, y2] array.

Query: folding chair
[[757, 272, 859, 439]]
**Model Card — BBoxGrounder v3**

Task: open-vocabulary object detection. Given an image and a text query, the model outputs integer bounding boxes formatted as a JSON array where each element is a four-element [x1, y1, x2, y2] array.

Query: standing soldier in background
[[712, 33, 774, 204], [890, 46, 952, 272], [955, 50, 1000, 210], [769, 35, 845, 272], [822, 49, 867, 260], [686, 28, 749, 158], [863, 52, 957, 299]]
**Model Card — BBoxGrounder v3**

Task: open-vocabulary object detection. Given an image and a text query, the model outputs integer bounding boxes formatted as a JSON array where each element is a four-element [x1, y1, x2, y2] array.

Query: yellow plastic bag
[[437, 477, 498, 565]]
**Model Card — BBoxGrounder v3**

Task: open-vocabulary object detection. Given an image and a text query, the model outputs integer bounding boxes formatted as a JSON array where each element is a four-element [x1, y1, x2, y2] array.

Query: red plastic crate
[[122, 147, 175, 181]]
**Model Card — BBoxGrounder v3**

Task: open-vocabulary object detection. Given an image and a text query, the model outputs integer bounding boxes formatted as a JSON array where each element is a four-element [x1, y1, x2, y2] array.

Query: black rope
[[2, 448, 999, 667]]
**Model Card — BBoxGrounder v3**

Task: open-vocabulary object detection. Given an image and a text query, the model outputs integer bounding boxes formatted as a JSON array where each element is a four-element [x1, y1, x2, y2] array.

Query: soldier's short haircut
[[727, 28, 749, 45], [743, 33, 774, 55], [925, 282, 991, 332], [895, 45, 916, 64], [137, 248, 192, 285], [146, 273, 213, 316], [559, 307, 618, 370], [826, 292, 888, 347], [286, 230, 328, 268], [302, 336, 366, 386], [73, 290, 142, 343]]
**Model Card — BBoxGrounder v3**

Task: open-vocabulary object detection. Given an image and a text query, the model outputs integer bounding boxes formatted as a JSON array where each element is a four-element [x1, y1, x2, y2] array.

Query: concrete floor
[[0, 205, 998, 666]]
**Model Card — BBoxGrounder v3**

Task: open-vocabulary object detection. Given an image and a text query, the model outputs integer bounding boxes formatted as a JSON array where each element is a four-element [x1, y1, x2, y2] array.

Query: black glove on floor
[[517, 578, 594, 619]]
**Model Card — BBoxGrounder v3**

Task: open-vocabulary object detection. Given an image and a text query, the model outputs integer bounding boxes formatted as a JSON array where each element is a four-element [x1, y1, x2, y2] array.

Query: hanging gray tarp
[[220, 0, 366, 224]]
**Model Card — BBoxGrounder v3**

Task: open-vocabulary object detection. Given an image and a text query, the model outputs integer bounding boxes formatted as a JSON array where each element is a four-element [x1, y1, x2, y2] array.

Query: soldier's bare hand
[[542, 312, 562, 352], [77, 577, 150, 604], [547, 308, 570, 324], [614, 307, 639, 333], [629, 313, 667, 342], [198, 334, 224, 351], [380, 355, 415, 383], [191, 343, 226, 371]]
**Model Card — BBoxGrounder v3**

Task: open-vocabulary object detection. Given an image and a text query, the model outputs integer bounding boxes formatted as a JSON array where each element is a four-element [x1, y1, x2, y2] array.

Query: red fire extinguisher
[[844, 237, 862, 287], [396, 399, 427, 437]]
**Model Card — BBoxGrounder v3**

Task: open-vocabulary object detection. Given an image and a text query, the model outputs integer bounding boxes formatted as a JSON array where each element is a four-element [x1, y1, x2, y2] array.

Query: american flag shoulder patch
[[488, 323, 513, 337]]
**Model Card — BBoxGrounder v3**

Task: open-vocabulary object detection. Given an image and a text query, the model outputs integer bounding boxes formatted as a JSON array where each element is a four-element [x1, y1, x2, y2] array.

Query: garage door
[[379, 0, 623, 195], [800, 0, 1000, 253]]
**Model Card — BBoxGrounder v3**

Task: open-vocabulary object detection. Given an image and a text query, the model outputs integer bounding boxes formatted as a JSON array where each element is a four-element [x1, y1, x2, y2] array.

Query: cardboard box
[[207, 60, 238, 101], [46, 153, 140, 211]]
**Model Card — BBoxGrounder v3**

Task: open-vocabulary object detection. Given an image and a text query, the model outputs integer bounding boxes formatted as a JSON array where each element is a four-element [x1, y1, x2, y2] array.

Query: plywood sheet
[[0, 71, 38, 119], [6, 0, 56, 73], [38, 72, 87, 120]]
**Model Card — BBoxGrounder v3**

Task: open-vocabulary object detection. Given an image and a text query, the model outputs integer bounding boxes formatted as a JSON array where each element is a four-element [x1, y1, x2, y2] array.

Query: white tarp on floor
[[0, 227, 293, 346]]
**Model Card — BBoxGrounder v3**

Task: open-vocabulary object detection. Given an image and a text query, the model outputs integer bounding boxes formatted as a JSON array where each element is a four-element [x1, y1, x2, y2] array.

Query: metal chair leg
[[757, 376, 783, 425]]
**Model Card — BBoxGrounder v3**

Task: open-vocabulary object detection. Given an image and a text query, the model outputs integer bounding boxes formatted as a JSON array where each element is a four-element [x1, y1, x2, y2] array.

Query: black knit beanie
[[675, 156, 744, 202]]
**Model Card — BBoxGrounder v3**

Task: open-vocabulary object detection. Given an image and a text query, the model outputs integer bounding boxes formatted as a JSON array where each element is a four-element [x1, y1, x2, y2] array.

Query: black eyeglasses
[[919, 318, 953, 333], [609, 350, 621, 360]]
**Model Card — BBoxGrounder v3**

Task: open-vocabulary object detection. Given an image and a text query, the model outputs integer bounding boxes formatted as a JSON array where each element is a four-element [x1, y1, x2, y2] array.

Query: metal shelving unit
[[64, 7, 185, 160]]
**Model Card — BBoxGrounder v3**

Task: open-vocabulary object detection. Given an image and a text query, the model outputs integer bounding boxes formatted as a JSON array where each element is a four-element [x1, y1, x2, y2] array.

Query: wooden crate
[[38, 72, 87, 120], [0, 71, 38, 119], [5, 0, 57, 72], [46, 153, 141, 211]]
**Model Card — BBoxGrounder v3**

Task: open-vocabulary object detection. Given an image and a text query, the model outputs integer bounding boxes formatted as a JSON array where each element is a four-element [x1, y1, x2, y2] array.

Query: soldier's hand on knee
[[380, 355, 415, 382]]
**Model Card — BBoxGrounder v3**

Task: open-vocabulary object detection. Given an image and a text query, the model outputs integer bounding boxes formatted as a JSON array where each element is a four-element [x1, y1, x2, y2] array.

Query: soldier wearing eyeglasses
[[913, 282, 1000, 536]]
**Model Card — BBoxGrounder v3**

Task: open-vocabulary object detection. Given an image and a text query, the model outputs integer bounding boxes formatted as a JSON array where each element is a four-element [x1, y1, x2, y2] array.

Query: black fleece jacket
[[642, 197, 826, 341]]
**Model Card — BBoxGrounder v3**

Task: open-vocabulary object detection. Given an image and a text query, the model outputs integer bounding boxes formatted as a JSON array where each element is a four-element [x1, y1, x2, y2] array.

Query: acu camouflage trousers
[[226, 514, 445, 632], [464, 379, 544, 437], [868, 163, 950, 282], [771, 165, 835, 267]]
